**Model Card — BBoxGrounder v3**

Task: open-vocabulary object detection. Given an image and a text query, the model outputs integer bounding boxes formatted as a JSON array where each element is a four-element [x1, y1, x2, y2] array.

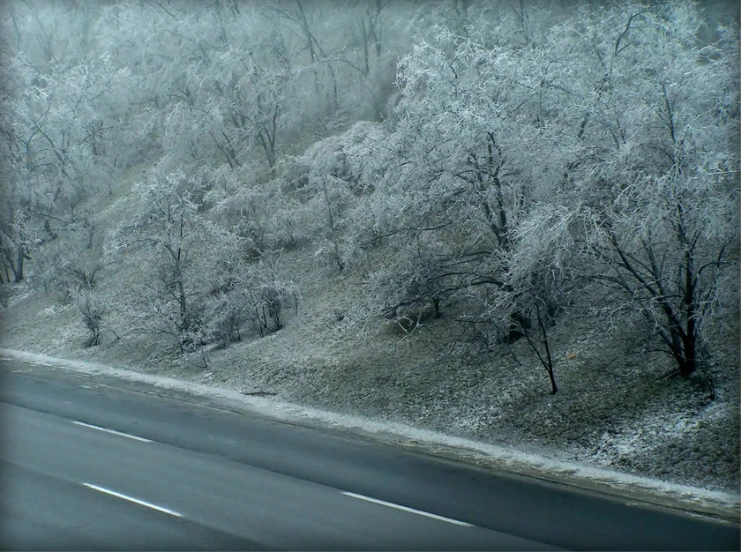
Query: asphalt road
[[0, 357, 738, 551]]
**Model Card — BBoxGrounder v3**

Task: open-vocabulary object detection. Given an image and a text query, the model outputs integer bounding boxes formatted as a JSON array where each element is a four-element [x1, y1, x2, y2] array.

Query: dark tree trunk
[[432, 297, 441, 318], [679, 332, 697, 376], [14, 245, 24, 282], [547, 367, 558, 395], [360, 18, 370, 76], [535, 304, 558, 395]]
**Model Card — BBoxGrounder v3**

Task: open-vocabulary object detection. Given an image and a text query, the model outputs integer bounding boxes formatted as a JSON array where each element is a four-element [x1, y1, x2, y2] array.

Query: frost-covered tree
[[108, 169, 232, 351], [344, 0, 738, 391], [491, 205, 576, 394], [108, 165, 301, 352], [548, 2, 740, 378], [284, 122, 384, 271], [31, 216, 102, 298], [202, 251, 300, 344], [247, 270, 300, 337], [0, 2, 125, 284], [351, 25, 554, 326], [72, 287, 119, 347], [205, 164, 302, 256]]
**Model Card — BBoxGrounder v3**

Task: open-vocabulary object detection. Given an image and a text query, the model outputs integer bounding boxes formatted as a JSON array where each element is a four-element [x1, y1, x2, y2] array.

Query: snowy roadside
[[2, 347, 738, 523]]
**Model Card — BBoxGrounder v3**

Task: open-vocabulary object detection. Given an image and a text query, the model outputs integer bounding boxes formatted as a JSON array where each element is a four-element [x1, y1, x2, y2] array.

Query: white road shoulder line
[[72, 421, 151, 443], [341, 491, 473, 527], [83, 483, 182, 517]]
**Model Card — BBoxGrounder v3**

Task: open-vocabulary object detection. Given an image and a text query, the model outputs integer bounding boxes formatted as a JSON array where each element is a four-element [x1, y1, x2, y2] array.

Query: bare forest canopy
[[0, 0, 738, 395]]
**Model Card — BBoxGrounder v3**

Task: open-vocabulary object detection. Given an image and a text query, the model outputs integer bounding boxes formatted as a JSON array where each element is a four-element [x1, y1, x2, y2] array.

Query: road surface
[[0, 357, 738, 550]]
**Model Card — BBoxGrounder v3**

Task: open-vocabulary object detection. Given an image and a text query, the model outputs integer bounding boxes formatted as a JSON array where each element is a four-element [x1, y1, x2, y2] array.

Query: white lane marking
[[83, 483, 182, 517], [341, 491, 473, 527], [72, 421, 151, 443]]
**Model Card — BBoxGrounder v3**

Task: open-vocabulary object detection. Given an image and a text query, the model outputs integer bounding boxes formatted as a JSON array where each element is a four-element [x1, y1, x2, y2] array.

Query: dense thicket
[[1, 0, 737, 393]]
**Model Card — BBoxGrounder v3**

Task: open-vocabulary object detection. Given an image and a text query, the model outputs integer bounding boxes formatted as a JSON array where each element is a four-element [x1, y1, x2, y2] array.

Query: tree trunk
[[360, 18, 370, 76], [14, 245, 24, 282], [178, 276, 188, 331], [372, 0, 382, 57], [537, 304, 557, 395], [548, 368, 558, 395], [433, 296, 441, 318], [679, 248, 698, 376], [679, 334, 697, 376]]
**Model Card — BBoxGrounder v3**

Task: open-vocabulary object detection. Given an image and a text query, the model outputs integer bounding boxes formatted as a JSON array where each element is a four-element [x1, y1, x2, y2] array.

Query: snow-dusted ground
[[1, 347, 738, 521]]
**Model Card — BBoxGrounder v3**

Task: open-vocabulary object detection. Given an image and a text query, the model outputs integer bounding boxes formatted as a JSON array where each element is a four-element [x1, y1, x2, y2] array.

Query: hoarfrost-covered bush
[[283, 122, 389, 271], [107, 169, 238, 352], [204, 286, 253, 348], [71, 288, 114, 347]]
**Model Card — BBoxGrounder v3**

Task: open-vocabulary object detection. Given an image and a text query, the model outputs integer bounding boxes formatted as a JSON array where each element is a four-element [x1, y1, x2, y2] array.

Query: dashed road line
[[341, 491, 473, 527], [83, 483, 182, 517], [72, 420, 151, 443]]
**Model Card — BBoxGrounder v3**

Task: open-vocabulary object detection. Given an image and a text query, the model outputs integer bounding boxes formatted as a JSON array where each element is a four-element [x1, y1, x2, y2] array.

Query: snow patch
[[590, 403, 734, 466], [40, 306, 58, 317]]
